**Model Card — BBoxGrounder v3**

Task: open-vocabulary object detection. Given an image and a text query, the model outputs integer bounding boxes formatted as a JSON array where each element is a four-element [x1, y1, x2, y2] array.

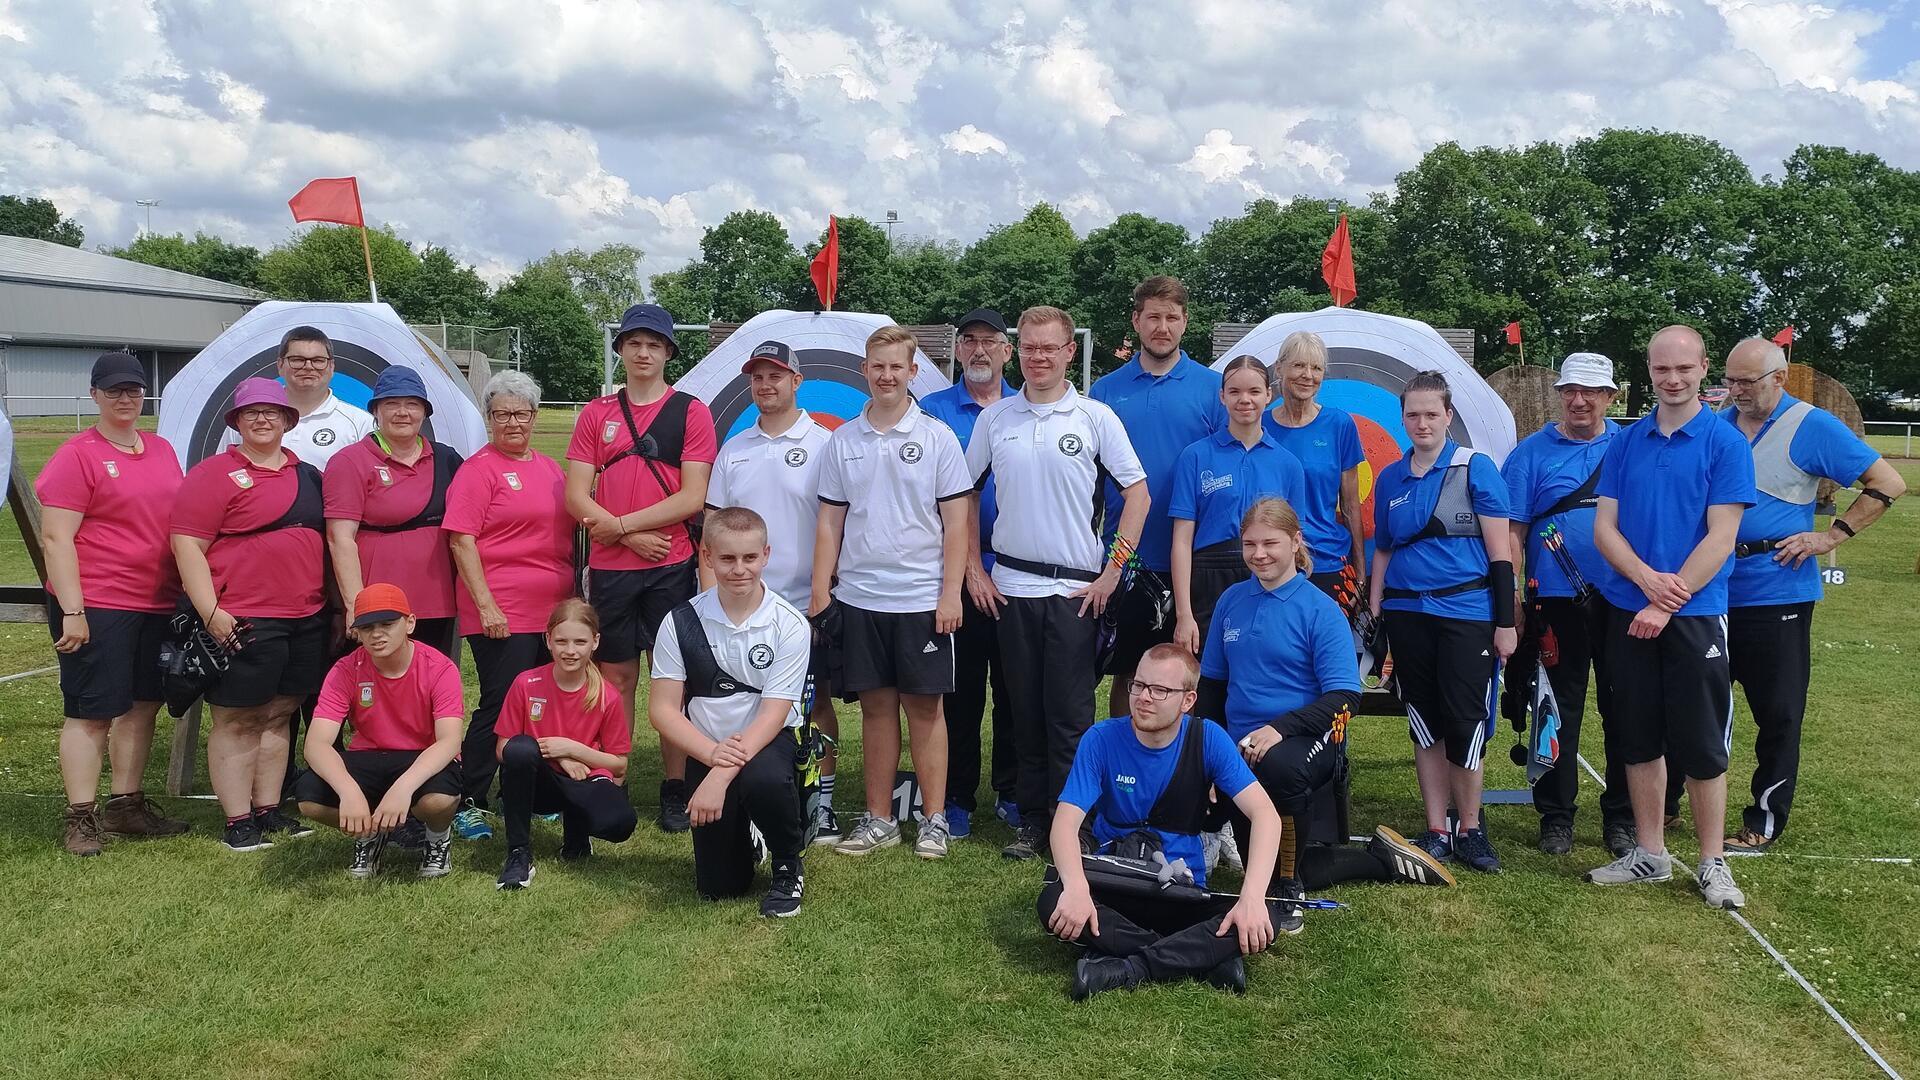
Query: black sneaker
[[1455, 827, 1502, 874], [496, 846, 535, 890], [1538, 820, 1574, 856], [1203, 955, 1248, 995], [1411, 829, 1453, 864], [389, 818, 427, 851], [761, 857, 805, 918], [418, 833, 454, 879], [1369, 825, 1456, 886], [1070, 956, 1142, 1001], [348, 833, 385, 879], [1603, 821, 1636, 859], [1001, 821, 1046, 861], [1273, 878, 1306, 936], [658, 779, 691, 834], [254, 806, 315, 839], [810, 804, 843, 846], [222, 818, 272, 852]]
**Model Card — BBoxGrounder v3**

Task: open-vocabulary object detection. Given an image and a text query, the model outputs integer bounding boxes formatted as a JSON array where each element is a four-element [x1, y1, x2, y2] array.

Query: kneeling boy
[[293, 584, 464, 878], [1039, 643, 1287, 1000], [651, 507, 813, 917]]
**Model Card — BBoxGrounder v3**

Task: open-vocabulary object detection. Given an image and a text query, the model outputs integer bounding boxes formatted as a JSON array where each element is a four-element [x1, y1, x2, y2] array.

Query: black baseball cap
[[955, 308, 1007, 335], [613, 303, 678, 354], [90, 350, 147, 390], [742, 339, 799, 375]]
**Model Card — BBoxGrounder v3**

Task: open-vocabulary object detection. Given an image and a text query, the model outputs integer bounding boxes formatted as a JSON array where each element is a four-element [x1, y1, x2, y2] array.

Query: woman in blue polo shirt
[[1264, 332, 1368, 609], [1169, 355, 1305, 655], [1198, 497, 1457, 922], [1368, 371, 1516, 874]]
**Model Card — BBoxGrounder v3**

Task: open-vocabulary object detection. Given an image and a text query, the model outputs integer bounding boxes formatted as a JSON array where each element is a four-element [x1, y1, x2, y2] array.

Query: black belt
[[995, 554, 1101, 583], [1735, 538, 1789, 558], [1384, 575, 1490, 601]]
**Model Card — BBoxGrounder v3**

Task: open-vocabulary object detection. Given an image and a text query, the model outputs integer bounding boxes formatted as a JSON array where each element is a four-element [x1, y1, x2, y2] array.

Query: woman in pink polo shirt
[[171, 378, 329, 853], [443, 370, 575, 839], [37, 351, 192, 856], [323, 366, 465, 657]]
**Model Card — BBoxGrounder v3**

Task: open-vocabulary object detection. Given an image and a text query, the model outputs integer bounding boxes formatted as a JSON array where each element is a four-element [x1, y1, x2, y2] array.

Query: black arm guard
[[1269, 688, 1362, 739], [1491, 560, 1516, 628], [1195, 676, 1228, 730], [1860, 487, 1897, 508]]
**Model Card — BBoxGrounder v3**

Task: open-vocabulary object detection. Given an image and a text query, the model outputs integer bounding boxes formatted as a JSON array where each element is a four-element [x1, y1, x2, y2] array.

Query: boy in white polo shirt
[[812, 325, 971, 860], [651, 507, 813, 917], [703, 339, 844, 842]]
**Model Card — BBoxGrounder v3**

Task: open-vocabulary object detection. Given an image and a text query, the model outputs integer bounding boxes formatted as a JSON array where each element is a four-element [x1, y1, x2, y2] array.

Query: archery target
[[675, 310, 950, 439], [158, 301, 487, 469], [0, 402, 12, 490]]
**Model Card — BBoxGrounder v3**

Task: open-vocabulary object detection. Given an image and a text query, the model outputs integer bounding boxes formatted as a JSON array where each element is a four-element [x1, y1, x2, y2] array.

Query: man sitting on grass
[[1039, 643, 1287, 1000], [293, 583, 465, 879]]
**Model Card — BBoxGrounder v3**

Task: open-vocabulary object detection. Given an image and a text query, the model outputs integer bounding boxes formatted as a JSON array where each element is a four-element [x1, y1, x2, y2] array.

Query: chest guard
[[1747, 400, 1819, 506]]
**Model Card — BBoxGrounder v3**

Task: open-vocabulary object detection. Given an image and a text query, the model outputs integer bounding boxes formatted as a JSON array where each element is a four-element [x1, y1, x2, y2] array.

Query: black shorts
[[208, 614, 330, 709], [1604, 603, 1732, 780], [292, 749, 463, 808], [1383, 609, 1496, 769], [46, 598, 168, 720], [589, 560, 697, 664], [1107, 572, 1174, 675], [1188, 542, 1249, 656], [837, 604, 955, 696]]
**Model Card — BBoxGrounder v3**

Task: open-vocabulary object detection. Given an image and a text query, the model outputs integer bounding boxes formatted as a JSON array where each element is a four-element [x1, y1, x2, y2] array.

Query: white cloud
[[941, 124, 1008, 156], [1182, 129, 1257, 184]]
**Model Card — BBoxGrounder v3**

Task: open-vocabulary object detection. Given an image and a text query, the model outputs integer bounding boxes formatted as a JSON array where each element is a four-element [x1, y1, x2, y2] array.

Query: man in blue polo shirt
[[1090, 276, 1225, 719], [1039, 644, 1284, 1000], [920, 308, 1019, 837], [1588, 325, 1753, 909], [1501, 352, 1634, 857], [1718, 337, 1904, 855]]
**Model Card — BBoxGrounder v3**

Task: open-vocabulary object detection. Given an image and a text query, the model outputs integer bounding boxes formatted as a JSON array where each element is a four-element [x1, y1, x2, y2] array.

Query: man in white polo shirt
[[651, 507, 813, 917], [966, 305, 1149, 860], [811, 325, 971, 860], [220, 326, 373, 468], [703, 338, 843, 843]]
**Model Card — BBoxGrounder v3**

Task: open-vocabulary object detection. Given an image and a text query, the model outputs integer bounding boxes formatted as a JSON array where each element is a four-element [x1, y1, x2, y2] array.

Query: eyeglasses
[[1018, 341, 1073, 359], [489, 409, 536, 424], [1126, 679, 1186, 702], [958, 334, 1006, 352], [97, 386, 143, 400], [281, 356, 331, 369], [1721, 369, 1784, 390], [237, 408, 285, 422]]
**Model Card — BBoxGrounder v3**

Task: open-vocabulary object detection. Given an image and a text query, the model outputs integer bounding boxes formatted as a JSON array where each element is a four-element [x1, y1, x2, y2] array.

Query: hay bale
[[1785, 364, 1865, 507], [1487, 364, 1562, 439]]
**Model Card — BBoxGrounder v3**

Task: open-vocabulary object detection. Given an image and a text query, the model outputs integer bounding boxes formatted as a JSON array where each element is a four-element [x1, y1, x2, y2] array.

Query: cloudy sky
[[2, 0, 1916, 284]]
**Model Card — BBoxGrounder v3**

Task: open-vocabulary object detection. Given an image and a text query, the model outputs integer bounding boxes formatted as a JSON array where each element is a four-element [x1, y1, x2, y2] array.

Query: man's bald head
[[1725, 336, 1789, 418], [1647, 324, 1707, 363]]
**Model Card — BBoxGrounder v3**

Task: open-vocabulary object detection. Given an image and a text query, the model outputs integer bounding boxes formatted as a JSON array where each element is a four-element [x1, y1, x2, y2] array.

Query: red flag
[[1320, 214, 1356, 307], [810, 215, 839, 311], [288, 177, 365, 227], [1772, 325, 1795, 348], [1504, 321, 1524, 346]]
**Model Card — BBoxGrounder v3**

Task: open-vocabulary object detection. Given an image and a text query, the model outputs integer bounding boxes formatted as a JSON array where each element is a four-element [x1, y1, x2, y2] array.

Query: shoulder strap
[[1137, 717, 1214, 837], [599, 391, 701, 547], [1409, 448, 1484, 543], [1537, 455, 1604, 520], [226, 461, 324, 538], [359, 442, 461, 534], [670, 602, 759, 700]]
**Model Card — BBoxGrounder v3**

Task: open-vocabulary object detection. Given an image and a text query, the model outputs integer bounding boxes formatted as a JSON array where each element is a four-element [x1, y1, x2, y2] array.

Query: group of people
[[36, 277, 1898, 998]]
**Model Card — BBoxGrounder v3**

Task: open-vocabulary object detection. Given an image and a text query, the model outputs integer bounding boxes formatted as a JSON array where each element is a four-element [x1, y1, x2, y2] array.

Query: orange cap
[[352, 583, 413, 628]]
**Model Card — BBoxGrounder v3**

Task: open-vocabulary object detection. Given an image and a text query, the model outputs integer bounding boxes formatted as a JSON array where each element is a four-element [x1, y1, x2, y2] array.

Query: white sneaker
[[914, 812, 950, 859], [1584, 846, 1673, 886], [1697, 857, 1746, 909], [1218, 821, 1244, 871], [834, 814, 901, 856]]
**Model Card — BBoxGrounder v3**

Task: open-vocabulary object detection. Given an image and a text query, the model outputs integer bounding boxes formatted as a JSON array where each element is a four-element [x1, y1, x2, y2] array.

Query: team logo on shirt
[[1113, 772, 1138, 792], [529, 697, 546, 721], [505, 471, 523, 491], [603, 421, 619, 444], [1222, 622, 1242, 642], [376, 466, 393, 486], [1389, 492, 1411, 510], [103, 461, 120, 479], [748, 643, 774, 669], [1058, 433, 1084, 457], [899, 442, 924, 464], [785, 447, 809, 467], [314, 430, 336, 446], [358, 682, 374, 708], [228, 469, 254, 490], [1200, 470, 1232, 496]]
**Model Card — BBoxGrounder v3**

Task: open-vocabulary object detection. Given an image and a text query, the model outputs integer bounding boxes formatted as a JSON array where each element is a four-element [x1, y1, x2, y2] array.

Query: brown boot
[[102, 791, 192, 838], [64, 803, 103, 856]]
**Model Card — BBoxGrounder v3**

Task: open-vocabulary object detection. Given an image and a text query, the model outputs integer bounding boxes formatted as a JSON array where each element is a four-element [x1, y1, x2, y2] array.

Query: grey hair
[[1275, 330, 1328, 372], [1741, 337, 1789, 372], [482, 369, 542, 413]]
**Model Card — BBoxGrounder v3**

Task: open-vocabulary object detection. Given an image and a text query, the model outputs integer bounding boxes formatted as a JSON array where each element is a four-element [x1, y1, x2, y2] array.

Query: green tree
[[1854, 284, 1920, 403], [938, 203, 1078, 329], [489, 262, 601, 402], [104, 231, 262, 287], [799, 218, 962, 324], [531, 243, 646, 326], [0, 194, 83, 246], [386, 245, 491, 325], [696, 210, 809, 321], [258, 225, 422, 303], [1072, 213, 1194, 368]]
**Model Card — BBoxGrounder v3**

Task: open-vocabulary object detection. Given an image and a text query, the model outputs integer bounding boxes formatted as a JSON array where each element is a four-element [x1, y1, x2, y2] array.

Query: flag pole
[[358, 224, 380, 304]]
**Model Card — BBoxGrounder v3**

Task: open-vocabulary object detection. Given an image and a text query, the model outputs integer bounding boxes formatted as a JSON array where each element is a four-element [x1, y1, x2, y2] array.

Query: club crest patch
[[603, 421, 619, 444], [505, 471, 522, 491], [529, 697, 546, 721], [1058, 433, 1084, 456], [313, 429, 337, 446], [748, 643, 774, 669], [785, 447, 808, 467], [228, 469, 254, 490], [103, 461, 120, 478], [375, 465, 393, 486], [899, 442, 924, 464], [358, 682, 374, 708]]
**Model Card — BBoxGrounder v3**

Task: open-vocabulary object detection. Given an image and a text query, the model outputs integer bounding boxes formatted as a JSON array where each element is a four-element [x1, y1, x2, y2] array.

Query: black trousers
[[497, 735, 637, 851], [945, 589, 1014, 812], [1037, 868, 1273, 982], [686, 735, 804, 900], [1228, 730, 1338, 855], [1730, 601, 1815, 839], [998, 594, 1098, 820], [1530, 597, 1632, 831], [463, 632, 551, 808]]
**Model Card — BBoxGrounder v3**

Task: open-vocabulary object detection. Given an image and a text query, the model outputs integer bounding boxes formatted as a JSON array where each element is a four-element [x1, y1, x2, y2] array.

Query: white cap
[[1555, 352, 1617, 390]]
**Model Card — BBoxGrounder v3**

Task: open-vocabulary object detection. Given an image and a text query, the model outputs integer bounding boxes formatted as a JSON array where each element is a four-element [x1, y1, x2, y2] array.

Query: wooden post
[[166, 701, 202, 797], [7, 467, 47, 583]]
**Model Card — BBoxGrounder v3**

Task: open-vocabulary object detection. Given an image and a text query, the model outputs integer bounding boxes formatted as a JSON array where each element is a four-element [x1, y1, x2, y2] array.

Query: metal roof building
[[0, 235, 265, 416]]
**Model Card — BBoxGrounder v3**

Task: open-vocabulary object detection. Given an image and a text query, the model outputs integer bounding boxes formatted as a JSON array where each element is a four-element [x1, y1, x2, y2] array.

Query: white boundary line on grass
[[1727, 909, 1905, 1080], [0, 665, 57, 684]]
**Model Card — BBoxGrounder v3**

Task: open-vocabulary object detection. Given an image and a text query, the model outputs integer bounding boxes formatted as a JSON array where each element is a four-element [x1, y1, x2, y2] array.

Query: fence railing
[[3, 395, 166, 430], [1862, 421, 1920, 459]]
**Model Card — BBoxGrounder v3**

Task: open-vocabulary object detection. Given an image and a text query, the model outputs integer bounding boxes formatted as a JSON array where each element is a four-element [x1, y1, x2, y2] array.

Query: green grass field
[[1, 419, 1916, 1078]]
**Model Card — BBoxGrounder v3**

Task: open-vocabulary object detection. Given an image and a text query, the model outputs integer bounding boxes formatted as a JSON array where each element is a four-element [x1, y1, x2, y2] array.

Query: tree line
[[6, 128, 1917, 407]]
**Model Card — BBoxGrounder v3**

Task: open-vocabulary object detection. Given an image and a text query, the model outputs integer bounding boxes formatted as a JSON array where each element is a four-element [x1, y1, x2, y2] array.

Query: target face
[[157, 301, 487, 469]]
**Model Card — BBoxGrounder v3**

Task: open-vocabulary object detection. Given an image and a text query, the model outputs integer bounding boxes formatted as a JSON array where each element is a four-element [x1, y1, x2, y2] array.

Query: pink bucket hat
[[225, 377, 300, 431]]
